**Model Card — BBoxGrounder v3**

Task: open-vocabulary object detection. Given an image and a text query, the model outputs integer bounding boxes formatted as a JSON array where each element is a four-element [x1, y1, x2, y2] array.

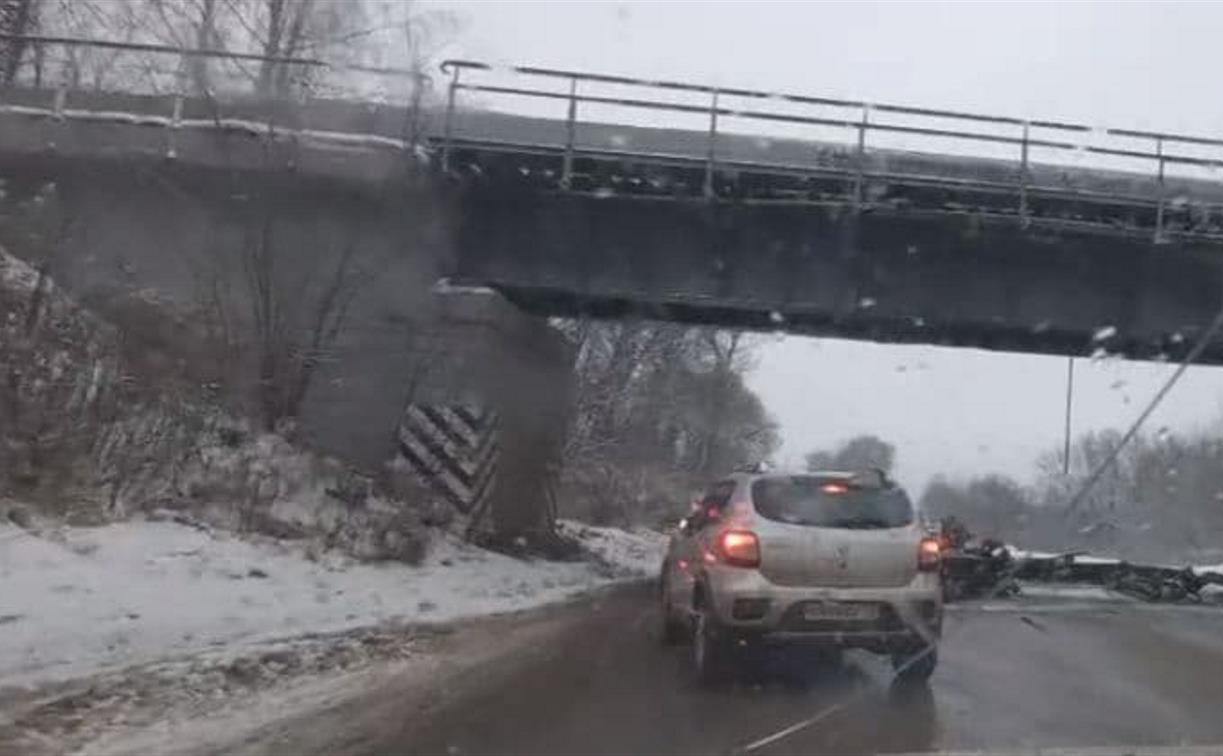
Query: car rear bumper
[[703, 566, 942, 648], [755, 629, 930, 653]]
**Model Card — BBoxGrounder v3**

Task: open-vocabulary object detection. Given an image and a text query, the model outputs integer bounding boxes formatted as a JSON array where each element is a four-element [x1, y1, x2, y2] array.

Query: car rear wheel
[[692, 604, 731, 685], [658, 570, 687, 645], [892, 645, 938, 682]]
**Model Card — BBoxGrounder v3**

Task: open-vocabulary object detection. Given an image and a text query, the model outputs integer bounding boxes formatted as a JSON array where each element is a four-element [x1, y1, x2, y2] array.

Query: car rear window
[[751, 475, 914, 529]]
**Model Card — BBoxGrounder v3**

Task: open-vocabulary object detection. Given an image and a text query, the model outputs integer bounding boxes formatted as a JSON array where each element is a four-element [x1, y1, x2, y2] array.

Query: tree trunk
[[1, 0, 36, 85], [271, 0, 314, 97], [256, 0, 287, 97], [189, 0, 217, 95], [699, 332, 739, 476]]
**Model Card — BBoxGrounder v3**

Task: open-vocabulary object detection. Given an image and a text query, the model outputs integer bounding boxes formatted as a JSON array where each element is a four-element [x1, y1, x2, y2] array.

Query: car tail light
[[918, 537, 941, 571], [718, 530, 760, 568]]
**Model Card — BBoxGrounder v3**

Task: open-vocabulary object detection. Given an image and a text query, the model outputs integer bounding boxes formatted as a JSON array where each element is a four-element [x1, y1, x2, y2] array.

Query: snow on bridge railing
[[0, 32, 431, 155], [439, 59, 1223, 244], [6, 34, 1223, 241], [0, 32, 424, 100]]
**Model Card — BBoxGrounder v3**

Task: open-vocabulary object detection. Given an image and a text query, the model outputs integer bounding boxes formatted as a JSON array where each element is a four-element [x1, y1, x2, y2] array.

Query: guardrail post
[[561, 77, 578, 190], [167, 51, 185, 159], [441, 65, 461, 174], [51, 85, 66, 119], [853, 104, 870, 210], [1019, 120, 1030, 227], [32, 37, 44, 88], [167, 93, 183, 158], [704, 89, 720, 200], [1154, 136, 1166, 243]]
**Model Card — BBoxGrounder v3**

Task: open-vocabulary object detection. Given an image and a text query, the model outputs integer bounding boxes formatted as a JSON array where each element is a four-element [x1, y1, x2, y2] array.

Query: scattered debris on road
[[937, 519, 1223, 604], [941, 538, 1020, 601]]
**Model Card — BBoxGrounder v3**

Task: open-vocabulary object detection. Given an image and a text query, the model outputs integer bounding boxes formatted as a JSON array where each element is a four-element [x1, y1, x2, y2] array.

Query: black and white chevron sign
[[397, 404, 499, 514]]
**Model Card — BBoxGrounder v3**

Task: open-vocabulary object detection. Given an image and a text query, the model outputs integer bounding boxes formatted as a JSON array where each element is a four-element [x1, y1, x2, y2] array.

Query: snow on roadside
[[1007, 547, 1122, 565], [1007, 547, 1062, 560], [0, 519, 666, 691], [1014, 583, 1123, 601], [558, 519, 667, 578]]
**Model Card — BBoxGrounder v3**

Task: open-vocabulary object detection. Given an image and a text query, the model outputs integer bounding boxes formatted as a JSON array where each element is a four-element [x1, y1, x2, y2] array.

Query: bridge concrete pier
[[410, 286, 574, 536]]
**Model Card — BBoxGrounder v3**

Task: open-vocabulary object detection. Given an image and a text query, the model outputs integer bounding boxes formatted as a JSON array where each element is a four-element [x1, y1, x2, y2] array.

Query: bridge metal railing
[[6, 33, 1223, 243], [438, 59, 1223, 243], [0, 32, 424, 98], [0, 32, 429, 155]]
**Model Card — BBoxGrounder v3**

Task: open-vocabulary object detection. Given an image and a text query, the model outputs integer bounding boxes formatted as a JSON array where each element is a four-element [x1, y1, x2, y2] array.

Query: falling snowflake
[[1092, 325, 1117, 342]]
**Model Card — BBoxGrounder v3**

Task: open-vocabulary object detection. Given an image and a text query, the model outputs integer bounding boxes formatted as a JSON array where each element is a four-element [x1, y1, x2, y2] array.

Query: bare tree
[[252, 0, 313, 97], [918, 474, 1031, 539], [805, 434, 896, 474], [557, 320, 778, 525], [0, 0, 38, 84], [27, 0, 458, 103], [233, 201, 371, 432]]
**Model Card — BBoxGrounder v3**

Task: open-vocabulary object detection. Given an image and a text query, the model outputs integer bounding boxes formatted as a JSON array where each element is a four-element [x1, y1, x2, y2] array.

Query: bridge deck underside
[[445, 143, 1223, 365]]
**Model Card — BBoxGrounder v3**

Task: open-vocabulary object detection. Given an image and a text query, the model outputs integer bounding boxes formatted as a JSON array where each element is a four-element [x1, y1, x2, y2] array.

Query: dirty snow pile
[[0, 519, 666, 691]]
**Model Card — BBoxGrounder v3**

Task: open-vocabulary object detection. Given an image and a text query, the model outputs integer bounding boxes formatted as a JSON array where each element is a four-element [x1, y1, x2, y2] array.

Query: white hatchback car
[[659, 470, 942, 684]]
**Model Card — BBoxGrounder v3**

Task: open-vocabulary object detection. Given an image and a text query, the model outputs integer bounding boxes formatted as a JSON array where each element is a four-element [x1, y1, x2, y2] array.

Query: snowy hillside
[[0, 518, 666, 691]]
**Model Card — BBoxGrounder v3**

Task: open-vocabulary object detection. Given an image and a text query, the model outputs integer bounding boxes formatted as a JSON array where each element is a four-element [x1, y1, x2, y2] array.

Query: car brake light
[[718, 530, 761, 568], [820, 482, 849, 494], [918, 537, 941, 571]]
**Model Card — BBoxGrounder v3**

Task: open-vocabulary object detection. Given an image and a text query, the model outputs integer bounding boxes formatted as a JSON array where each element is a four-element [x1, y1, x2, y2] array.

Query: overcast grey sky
[[436, 1, 1223, 491]]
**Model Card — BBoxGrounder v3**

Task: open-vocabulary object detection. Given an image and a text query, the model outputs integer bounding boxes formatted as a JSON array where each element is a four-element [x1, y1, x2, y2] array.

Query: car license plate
[[802, 602, 879, 621]]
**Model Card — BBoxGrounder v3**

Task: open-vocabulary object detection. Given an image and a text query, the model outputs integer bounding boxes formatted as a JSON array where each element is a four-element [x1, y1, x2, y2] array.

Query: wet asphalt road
[[391, 585, 1223, 756]]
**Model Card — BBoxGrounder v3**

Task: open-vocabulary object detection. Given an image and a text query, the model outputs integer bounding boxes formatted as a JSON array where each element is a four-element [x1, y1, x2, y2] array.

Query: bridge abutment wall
[[0, 151, 572, 533]]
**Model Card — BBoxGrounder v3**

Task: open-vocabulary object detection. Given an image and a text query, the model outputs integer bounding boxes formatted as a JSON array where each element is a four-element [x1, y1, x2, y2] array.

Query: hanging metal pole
[[1154, 136, 1166, 243], [1062, 356, 1075, 476], [1019, 120, 1030, 227], [1064, 295, 1223, 517], [703, 89, 720, 199], [561, 77, 577, 189], [853, 105, 869, 210], [441, 65, 460, 174]]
